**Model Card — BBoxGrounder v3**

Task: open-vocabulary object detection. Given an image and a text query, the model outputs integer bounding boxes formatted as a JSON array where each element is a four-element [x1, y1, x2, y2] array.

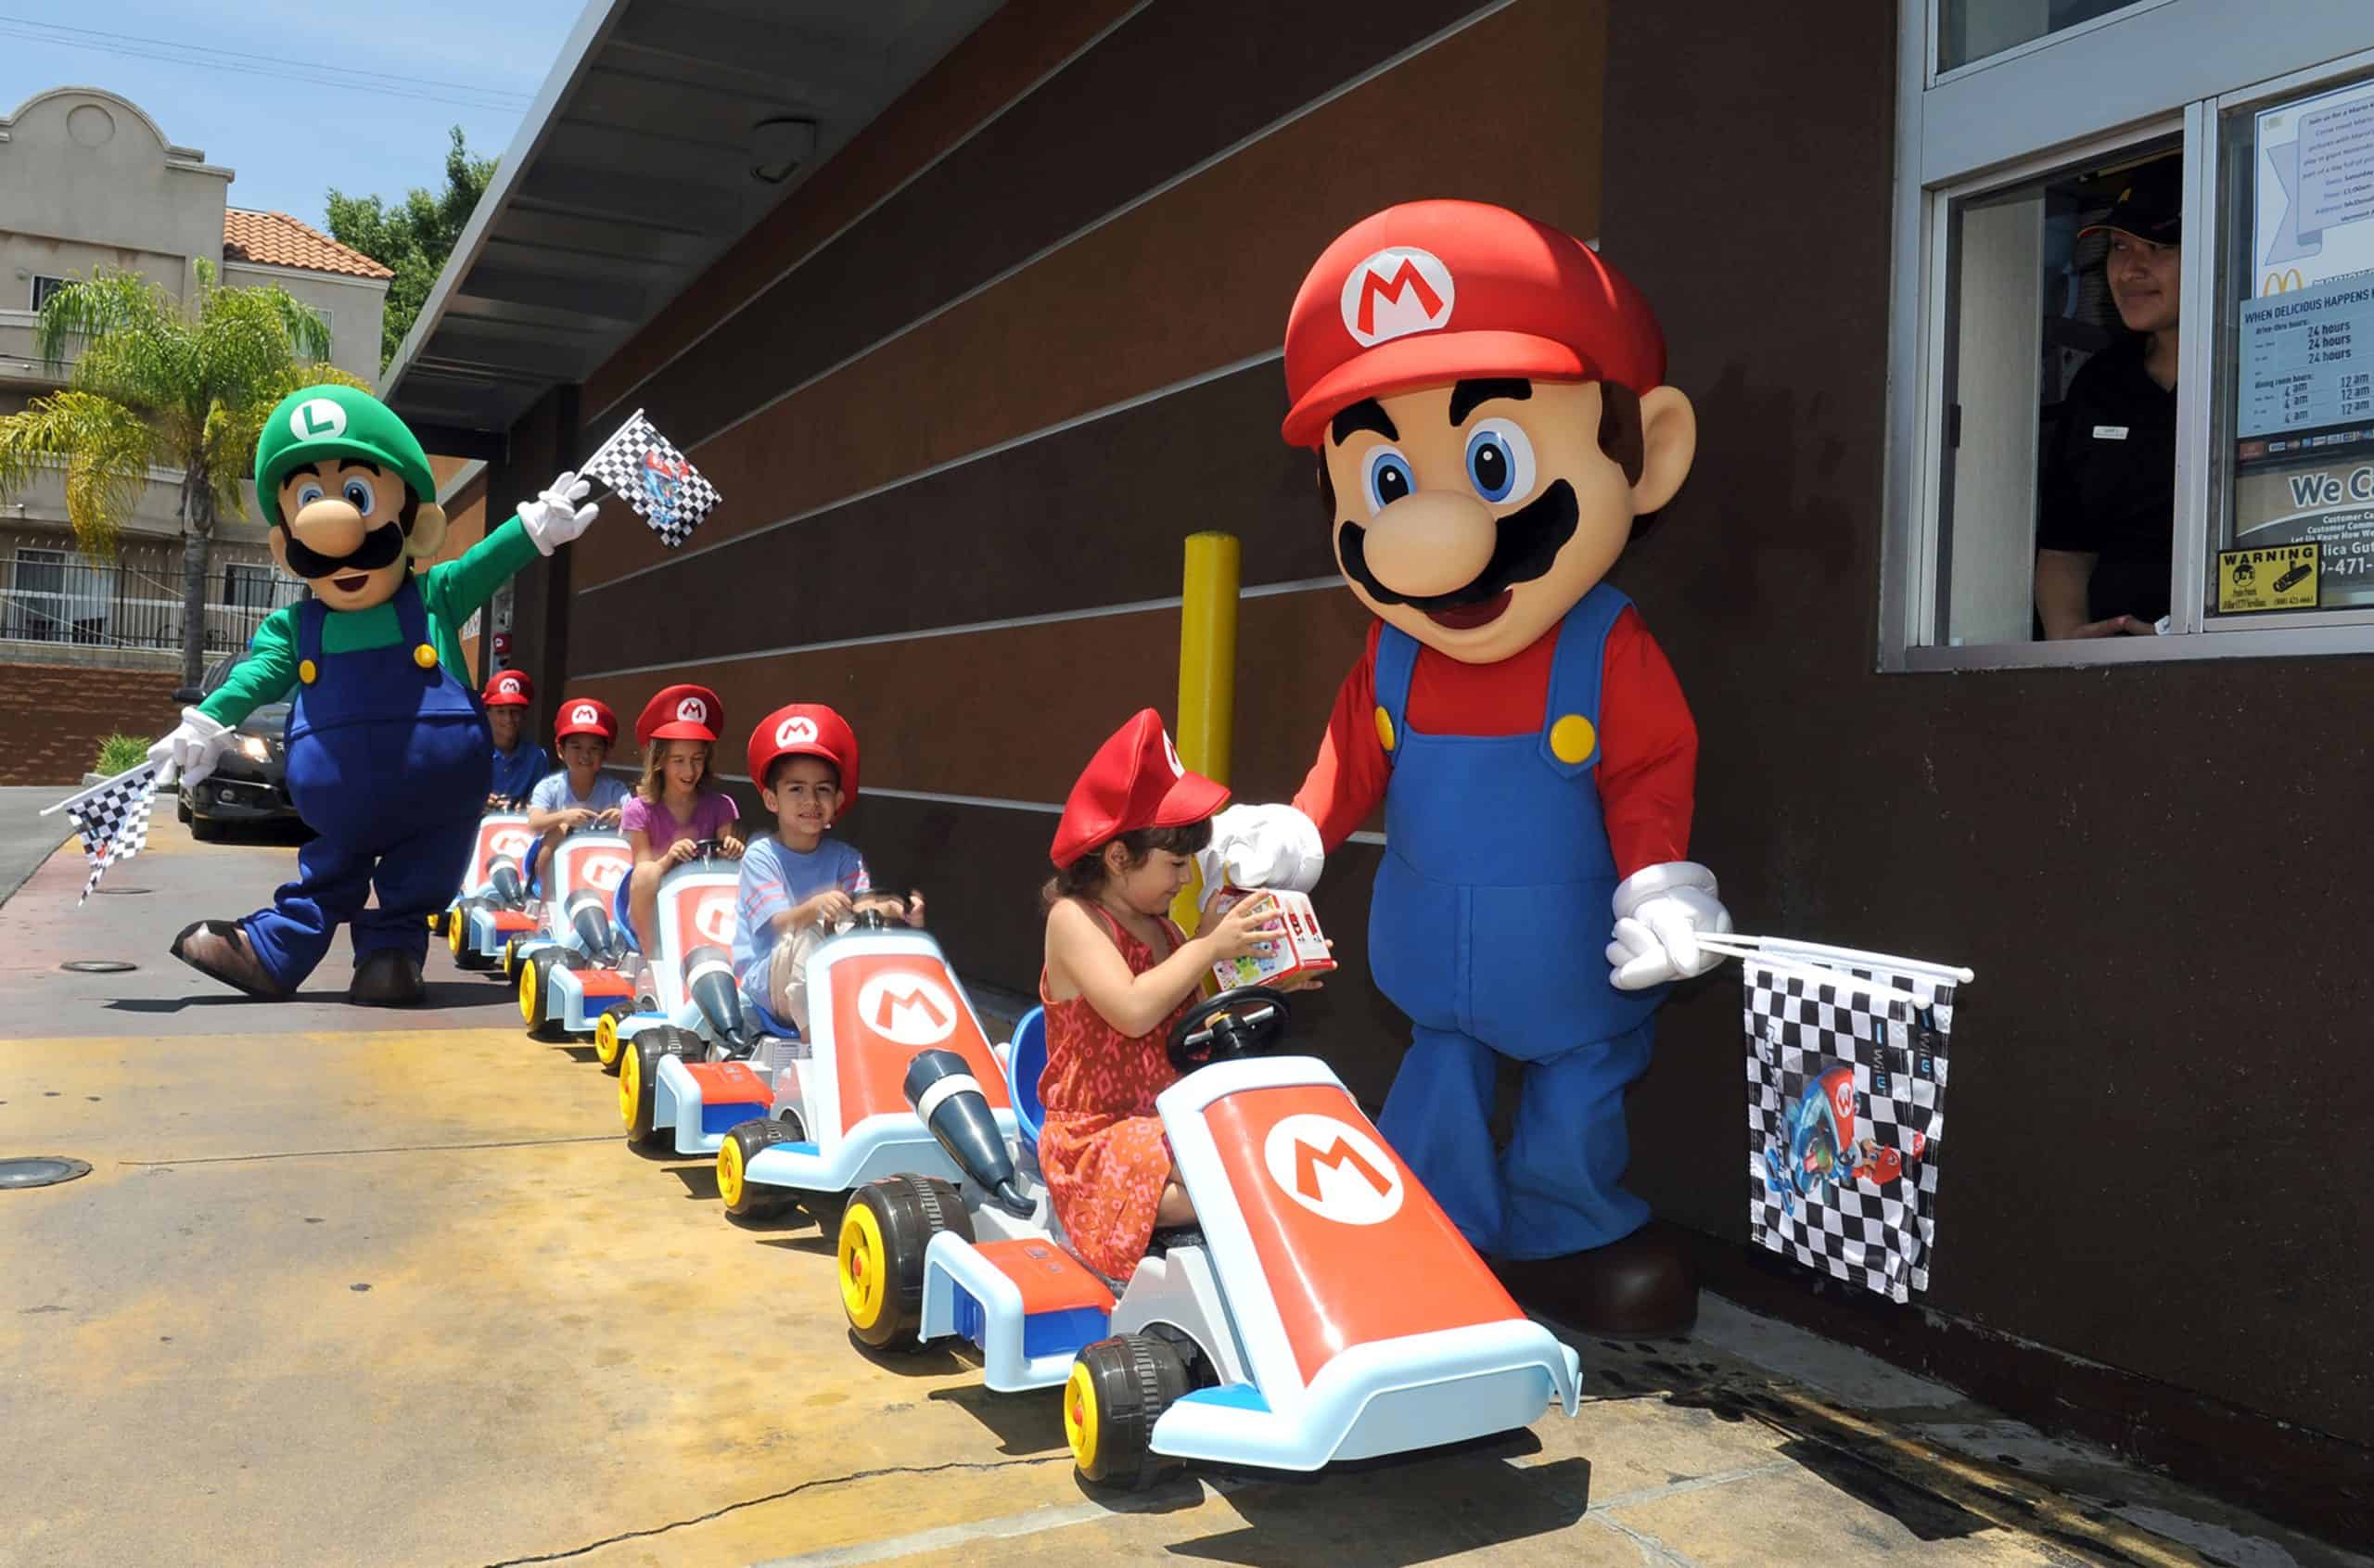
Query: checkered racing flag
[[1739, 941, 1964, 1304], [581, 409, 720, 549], [60, 762, 161, 907]]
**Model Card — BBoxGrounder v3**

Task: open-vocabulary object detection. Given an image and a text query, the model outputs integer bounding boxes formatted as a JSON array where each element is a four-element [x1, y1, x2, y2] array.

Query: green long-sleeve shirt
[[198, 516, 541, 727]]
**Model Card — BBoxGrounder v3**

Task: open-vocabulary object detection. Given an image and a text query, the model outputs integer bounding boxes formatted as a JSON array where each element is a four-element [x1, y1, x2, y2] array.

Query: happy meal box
[[1199, 886, 1336, 992]]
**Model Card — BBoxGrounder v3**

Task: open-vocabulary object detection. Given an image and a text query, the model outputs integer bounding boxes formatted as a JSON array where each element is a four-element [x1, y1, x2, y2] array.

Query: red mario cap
[[635, 683, 723, 746], [482, 669, 532, 707], [1280, 199, 1666, 449], [554, 696, 618, 743], [1050, 709, 1230, 869], [748, 703, 860, 805]]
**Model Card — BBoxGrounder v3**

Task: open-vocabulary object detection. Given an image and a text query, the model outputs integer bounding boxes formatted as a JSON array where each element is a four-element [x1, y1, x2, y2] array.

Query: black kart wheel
[[1067, 1333, 1193, 1490], [838, 1173, 971, 1350], [621, 1027, 693, 1146], [718, 1115, 802, 1219]]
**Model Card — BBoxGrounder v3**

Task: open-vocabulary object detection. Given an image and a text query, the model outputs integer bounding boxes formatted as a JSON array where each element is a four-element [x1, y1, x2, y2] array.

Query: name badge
[[2092, 425, 2129, 440]]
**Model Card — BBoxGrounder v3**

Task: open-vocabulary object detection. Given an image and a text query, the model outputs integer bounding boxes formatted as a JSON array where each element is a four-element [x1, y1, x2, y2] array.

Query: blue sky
[[2, 0, 587, 225]]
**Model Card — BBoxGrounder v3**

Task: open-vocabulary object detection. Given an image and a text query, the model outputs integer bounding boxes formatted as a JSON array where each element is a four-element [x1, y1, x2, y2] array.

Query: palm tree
[[0, 264, 368, 685]]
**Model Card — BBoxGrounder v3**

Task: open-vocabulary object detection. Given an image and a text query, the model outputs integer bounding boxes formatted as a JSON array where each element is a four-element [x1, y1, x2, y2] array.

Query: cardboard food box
[[1200, 885, 1336, 991]]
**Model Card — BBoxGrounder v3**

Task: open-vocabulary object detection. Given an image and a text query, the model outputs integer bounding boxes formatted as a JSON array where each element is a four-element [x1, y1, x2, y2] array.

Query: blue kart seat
[[521, 834, 545, 898], [1004, 1006, 1046, 1154], [611, 873, 642, 953]]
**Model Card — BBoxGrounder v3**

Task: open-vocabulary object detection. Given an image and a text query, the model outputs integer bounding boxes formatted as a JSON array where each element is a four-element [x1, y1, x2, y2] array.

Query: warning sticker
[[2216, 543, 2321, 613]]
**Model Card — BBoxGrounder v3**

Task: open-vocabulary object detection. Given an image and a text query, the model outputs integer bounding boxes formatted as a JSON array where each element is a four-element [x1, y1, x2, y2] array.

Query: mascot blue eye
[[1464, 421, 1535, 505], [295, 483, 325, 509], [1361, 447, 1414, 515], [341, 477, 377, 515]]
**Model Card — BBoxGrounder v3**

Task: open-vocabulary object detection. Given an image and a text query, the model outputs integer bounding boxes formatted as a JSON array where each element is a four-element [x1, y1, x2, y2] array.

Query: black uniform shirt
[[2036, 338, 2176, 622]]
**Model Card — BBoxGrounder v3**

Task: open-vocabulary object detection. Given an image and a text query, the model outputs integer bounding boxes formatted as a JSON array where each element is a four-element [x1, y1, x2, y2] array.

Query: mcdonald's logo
[[2266, 269, 2305, 293]]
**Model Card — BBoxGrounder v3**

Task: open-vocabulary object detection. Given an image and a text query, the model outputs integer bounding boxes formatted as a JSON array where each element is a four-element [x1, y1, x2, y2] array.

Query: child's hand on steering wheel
[[902, 888, 926, 928], [663, 838, 700, 867]]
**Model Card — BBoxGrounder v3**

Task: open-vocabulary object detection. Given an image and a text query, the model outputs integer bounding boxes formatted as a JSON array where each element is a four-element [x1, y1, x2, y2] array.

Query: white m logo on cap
[[1340, 247, 1455, 347], [570, 703, 599, 726], [776, 715, 818, 746], [676, 697, 707, 724]]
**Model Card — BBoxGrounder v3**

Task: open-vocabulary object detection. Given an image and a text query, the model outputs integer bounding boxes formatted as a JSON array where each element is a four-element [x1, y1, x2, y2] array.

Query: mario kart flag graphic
[[581, 409, 720, 550], [42, 761, 162, 907], [1706, 934, 1973, 1305]]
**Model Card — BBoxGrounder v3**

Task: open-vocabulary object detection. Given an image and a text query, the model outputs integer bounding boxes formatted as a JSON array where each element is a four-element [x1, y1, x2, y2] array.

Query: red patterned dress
[[1038, 902, 1197, 1280]]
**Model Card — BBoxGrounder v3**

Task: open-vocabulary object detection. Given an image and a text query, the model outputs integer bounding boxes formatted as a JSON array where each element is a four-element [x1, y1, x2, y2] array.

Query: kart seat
[[1004, 1006, 1046, 1154], [610, 874, 641, 954], [521, 835, 545, 896]]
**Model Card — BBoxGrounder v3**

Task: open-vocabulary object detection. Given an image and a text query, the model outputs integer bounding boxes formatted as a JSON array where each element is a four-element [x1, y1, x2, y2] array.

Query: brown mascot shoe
[[169, 920, 287, 1000], [349, 949, 426, 1008], [1494, 1222, 1699, 1339]]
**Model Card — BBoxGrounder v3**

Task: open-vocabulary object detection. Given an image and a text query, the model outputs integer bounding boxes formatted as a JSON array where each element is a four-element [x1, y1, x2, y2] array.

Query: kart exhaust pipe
[[684, 944, 756, 1055], [488, 857, 525, 909], [904, 1048, 1031, 1217], [567, 889, 621, 965]]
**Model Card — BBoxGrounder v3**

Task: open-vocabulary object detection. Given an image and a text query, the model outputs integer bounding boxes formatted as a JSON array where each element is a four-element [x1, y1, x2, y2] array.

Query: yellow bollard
[[1170, 531, 1239, 936]]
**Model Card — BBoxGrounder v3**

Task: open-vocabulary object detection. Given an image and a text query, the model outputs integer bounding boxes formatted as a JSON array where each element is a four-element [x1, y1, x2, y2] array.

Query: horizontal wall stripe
[[568, 0, 1603, 595], [573, 575, 1344, 682], [568, 358, 1338, 671], [585, 348, 1283, 598], [586, 0, 1506, 455], [583, 0, 1150, 416]]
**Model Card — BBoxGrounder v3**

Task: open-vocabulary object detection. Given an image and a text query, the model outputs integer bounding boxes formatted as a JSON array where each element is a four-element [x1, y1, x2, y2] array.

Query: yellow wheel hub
[[619, 1041, 640, 1128], [838, 1201, 887, 1331], [517, 962, 538, 1026], [1063, 1360, 1100, 1471], [448, 912, 466, 958], [717, 1137, 744, 1207], [594, 1013, 619, 1067]]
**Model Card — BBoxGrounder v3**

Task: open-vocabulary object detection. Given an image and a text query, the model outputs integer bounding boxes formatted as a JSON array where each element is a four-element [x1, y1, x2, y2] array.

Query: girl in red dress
[[1039, 711, 1287, 1281]]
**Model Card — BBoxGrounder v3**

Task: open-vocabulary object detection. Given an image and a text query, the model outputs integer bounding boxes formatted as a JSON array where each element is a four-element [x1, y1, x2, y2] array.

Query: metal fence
[[0, 556, 300, 656]]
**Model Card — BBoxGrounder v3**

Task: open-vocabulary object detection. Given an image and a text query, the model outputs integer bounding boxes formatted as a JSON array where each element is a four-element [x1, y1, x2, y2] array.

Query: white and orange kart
[[829, 986, 1582, 1490], [433, 812, 542, 973], [509, 828, 642, 1040], [605, 843, 777, 1154], [703, 914, 1023, 1209]]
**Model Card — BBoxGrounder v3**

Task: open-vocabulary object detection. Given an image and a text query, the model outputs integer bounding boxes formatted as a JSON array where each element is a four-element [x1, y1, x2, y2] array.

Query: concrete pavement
[[0, 784, 74, 908], [0, 817, 2360, 1567]]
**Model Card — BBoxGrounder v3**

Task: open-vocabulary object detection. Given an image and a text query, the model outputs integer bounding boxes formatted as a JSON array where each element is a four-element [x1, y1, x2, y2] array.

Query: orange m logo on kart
[[1294, 1134, 1390, 1203], [1263, 1111, 1405, 1225], [873, 984, 947, 1034]]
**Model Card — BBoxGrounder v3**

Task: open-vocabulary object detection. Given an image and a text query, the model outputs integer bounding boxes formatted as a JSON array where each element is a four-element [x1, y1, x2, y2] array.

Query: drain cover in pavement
[[94, 886, 151, 896], [0, 1157, 91, 1189], [60, 961, 137, 974]]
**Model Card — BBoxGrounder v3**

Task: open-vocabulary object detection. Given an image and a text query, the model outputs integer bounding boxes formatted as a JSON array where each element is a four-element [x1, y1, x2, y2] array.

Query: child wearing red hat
[[481, 668, 551, 809], [619, 682, 743, 950], [732, 702, 923, 1030], [524, 696, 631, 878], [1038, 709, 1293, 1281]]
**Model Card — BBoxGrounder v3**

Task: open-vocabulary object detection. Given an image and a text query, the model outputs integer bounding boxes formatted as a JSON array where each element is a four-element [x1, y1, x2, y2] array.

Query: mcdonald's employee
[[2036, 157, 2181, 638]]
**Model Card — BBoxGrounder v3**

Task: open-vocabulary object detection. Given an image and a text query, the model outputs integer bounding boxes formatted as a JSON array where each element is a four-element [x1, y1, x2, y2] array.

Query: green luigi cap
[[253, 384, 437, 529]]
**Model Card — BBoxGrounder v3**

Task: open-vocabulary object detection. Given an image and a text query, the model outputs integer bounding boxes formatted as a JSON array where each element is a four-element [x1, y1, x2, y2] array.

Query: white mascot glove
[[518, 469, 598, 555], [1198, 803, 1325, 894], [146, 707, 232, 789], [1606, 860, 1732, 992]]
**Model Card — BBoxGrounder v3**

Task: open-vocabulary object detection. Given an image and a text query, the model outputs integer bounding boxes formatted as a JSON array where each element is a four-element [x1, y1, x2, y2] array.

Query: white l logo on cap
[[776, 715, 818, 746], [1340, 247, 1455, 347], [292, 398, 347, 440], [676, 697, 706, 723]]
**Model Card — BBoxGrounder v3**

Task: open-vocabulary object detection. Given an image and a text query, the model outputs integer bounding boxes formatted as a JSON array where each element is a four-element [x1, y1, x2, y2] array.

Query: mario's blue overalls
[[1371, 584, 1664, 1262], [239, 580, 492, 987]]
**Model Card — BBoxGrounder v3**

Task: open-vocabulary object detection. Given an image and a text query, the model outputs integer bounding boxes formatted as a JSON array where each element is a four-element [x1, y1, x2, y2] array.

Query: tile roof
[[221, 209, 394, 281]]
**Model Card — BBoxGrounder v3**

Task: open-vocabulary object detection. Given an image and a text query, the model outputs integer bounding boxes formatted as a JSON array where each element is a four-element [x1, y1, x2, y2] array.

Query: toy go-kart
[[833, 986, 1582, 1489], [510, 828, 642, 1039], [706, 911, 1020, 1217], [433, 812, 542, 972], [601, 839, 777, 1150]]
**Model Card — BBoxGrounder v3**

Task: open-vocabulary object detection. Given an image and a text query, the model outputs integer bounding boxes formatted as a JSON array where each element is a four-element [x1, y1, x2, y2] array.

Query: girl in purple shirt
[[621, 683, 743, 951]]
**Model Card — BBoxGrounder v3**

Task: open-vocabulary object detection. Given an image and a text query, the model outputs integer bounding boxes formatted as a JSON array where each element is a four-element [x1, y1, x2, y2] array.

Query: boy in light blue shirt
[[733, 703, 923, 1028]]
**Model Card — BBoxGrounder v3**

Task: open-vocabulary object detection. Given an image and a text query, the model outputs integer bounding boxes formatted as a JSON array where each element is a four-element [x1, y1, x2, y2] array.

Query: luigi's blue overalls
[[1370, 584, 1666, 1262], [237, 580, 491, 985]]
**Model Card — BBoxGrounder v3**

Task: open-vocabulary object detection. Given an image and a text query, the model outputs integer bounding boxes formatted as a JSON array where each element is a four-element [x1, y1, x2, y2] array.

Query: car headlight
[[237, 735, 271, 763]]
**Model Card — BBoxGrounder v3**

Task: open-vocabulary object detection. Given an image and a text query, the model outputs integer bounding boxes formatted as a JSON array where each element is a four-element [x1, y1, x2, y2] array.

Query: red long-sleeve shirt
[[1290, 608, 1696, 881]]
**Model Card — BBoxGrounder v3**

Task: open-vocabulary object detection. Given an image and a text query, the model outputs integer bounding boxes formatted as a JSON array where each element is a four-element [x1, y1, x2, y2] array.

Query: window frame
[[1882, 0, 2374, 671], [1929, 0, 2177, 88], [29, 275, 68, 312]]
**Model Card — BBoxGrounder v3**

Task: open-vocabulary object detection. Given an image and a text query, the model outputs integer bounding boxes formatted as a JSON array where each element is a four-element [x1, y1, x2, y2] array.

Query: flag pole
[[41, 759, 160, 818], [577, 407, 645, 483]]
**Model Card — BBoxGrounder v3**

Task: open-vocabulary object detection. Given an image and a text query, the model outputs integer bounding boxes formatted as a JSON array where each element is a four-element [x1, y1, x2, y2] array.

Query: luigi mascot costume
[[149, 385, 601, 1006]]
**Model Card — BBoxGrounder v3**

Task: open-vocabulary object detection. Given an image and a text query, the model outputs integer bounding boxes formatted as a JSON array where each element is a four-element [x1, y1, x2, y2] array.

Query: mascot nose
[[1356, 491, 1498, 600], [290, 498, 366, 558]]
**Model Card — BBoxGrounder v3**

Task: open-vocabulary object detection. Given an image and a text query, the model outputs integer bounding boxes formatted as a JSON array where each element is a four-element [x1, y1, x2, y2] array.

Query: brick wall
[[1, 661, 185, 784]]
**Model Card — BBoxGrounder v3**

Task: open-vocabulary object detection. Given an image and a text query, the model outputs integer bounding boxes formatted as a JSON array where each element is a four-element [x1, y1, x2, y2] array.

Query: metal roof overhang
[[381, 0, 1003, 451]]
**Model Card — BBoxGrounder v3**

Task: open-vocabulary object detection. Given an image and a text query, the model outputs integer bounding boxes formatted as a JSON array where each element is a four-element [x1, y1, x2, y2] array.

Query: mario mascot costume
[[150, 384, 601, 1006], [1206, 201, 1731, 1335]]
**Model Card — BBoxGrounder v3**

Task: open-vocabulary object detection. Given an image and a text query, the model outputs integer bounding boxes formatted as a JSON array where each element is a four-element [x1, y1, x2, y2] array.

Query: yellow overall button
[[414, 644, 439, 669], [1373, 705, 1396, 753], [297, 658, 318, 684], [1550, 713, 1597, 764]]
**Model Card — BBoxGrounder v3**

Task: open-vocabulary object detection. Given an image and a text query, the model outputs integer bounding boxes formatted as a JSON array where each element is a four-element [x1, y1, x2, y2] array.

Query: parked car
[[171, 655, 299, 839]]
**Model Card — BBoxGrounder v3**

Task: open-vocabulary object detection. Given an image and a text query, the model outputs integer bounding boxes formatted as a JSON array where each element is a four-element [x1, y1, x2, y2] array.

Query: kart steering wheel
[[1168, 986, 1293, 1073], [686, 836, 725, 861]]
